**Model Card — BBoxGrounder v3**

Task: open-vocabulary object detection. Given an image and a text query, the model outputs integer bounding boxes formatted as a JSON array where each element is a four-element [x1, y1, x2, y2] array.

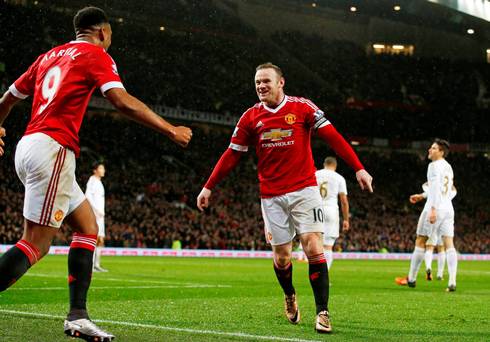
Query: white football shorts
[[261, 186, 324, 246], [322, 206, 340, 245], [426, 226, 442, 246], [416, 209, 454, 239], [15, 133, 85, 228]]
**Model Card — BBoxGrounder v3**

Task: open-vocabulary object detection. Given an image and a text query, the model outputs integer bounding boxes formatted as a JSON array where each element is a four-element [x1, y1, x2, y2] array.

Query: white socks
[[408, 247, 425, 282], [94, 246, 102, 268], [446, 248, 458, 286], [324, 250, 333, 270], [424, 249, 433, 271], [437, 251, 446, 278]]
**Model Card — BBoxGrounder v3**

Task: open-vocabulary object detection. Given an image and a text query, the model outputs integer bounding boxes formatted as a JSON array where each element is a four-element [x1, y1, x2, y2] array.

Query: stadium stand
[[0, 1, 489, 253]]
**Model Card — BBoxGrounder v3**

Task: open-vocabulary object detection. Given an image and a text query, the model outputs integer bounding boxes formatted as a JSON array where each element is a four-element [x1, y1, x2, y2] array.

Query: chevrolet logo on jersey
[[260, 128, 293, 141]]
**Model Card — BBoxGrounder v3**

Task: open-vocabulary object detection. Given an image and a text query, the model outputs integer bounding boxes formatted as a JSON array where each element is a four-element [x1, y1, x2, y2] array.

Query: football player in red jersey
[[197, 63, 373, 334], [0, 7, 192, 341]]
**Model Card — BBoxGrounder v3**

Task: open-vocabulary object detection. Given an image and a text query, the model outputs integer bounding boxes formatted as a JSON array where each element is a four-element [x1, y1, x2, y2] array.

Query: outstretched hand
[[0, 127, 6, 157], [409, 194, 424, 204], [197, 187, 212, 212], [356, 169, 373, 193]]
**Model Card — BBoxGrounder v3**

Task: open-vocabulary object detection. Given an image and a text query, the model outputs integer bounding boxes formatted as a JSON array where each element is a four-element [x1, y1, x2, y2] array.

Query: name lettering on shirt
[[41, 48, 82, 64]]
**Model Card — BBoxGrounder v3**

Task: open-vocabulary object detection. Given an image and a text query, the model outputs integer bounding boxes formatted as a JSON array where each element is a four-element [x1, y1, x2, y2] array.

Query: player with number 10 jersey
[[10, 40, 123, 156]]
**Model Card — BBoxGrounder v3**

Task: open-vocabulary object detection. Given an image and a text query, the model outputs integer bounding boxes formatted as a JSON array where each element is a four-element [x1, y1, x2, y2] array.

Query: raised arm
[[105, 88, 192, 147], [0, 90, 24, 156], [316, 124, 373, 192]]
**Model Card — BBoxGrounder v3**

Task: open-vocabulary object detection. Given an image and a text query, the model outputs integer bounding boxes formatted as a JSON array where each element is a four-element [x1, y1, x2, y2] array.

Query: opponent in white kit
[[85, 162, 107, 272], [396, 139, 458, 292], [415, 182, 457, 281], [315, 156, 349, 270]]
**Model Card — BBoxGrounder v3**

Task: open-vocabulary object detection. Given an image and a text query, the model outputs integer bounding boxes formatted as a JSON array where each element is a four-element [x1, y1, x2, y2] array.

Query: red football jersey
[[230, 95, 330, 198], [9, 41, 124, 156]]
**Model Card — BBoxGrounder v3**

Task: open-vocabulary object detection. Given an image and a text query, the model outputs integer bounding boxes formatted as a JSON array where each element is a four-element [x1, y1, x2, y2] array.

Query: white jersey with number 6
[[315, 169, 347, 209]]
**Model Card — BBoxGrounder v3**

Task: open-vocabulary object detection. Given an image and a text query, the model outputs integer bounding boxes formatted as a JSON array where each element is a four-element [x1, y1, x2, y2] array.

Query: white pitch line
[[10, 285, 229, 291], [25, 273, 231, 287], [0, 309, 321, 342]]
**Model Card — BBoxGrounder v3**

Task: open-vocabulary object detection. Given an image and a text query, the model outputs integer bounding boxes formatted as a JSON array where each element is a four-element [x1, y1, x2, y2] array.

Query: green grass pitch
[[0, 256, 489, 341]]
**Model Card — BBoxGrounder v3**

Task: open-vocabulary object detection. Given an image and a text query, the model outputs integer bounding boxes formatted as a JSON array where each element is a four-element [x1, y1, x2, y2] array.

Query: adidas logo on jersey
[[255, 121, 264, 128]]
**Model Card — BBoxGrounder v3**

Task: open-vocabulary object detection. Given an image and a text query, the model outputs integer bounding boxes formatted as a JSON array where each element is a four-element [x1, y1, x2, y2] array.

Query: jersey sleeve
[[88, 49, 125, 95], [85, 178, 96, 205], [315, 170, 321, 185], [9, 55, 43, 99], [229, 110, 252, 152], [450, 186, 457, 200], [426, 163, 441, 208], [303, 98, 330, 130], [339, 176, 348, 195]]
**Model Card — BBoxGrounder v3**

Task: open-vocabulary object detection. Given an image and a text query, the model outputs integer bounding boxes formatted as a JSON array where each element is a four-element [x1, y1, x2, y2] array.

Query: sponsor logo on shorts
[[54, 210, 64, 222], [267, 232, 273, 242], [285, 113, 296, 125]]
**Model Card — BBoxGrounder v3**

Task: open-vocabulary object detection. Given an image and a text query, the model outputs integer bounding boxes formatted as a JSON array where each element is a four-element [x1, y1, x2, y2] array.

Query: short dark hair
[[73, 7, 109, 33], [433, 138, 450, 157], [324, 156, 337, 166], [92, 161, 104, 171], [256, 62, 283, 78]]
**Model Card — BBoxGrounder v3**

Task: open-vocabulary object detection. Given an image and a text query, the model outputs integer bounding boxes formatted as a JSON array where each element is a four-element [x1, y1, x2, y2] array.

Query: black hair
[[92, 161, 104, 171], [433, 138, 450, 157], [73, 7, 109, 33]]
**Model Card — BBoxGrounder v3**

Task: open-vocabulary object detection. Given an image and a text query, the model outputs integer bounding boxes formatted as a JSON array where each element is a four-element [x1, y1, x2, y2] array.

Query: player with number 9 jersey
[[0, 7, 192, 341], [9, 40, 124, 157]]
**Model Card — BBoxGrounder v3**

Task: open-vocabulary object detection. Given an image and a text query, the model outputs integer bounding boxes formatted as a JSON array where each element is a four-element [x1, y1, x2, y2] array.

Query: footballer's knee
[[274, 253, 292, 267], [415, 236, 428, 248], [302, 234, 323, 256], [442, 237, 454, 250]]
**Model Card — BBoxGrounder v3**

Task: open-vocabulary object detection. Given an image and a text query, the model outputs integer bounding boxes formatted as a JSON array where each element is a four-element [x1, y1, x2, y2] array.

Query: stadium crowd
[[0, 113, 488, 254], [0, 2, 489, 253], [1, 2, 489, 143]]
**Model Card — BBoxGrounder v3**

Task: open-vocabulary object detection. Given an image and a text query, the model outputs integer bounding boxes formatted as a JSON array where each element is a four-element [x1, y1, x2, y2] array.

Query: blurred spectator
[[1, 2, 489, 253], [0, 113, 488, 253]]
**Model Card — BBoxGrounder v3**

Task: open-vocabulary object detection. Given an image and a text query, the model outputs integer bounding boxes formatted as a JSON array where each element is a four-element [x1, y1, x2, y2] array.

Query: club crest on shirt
[[260, 128, 293, 141], [54, 210, 64, 222], [285, 113, 296, 125]]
